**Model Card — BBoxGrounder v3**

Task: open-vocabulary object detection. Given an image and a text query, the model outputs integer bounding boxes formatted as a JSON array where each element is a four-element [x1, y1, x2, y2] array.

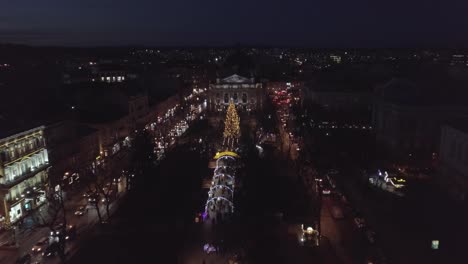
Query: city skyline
[[1, 2, 467, 263]]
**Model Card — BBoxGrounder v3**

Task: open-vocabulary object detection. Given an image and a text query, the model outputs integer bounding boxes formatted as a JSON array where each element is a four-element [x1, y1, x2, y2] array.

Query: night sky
[[1, 0, 467, 47]]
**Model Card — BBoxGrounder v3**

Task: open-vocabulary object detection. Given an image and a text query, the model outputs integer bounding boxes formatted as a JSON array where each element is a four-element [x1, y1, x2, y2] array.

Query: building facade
[[372, 78, 468, 161], [438, 125, 468, 200], [207, 74, 263, 112], [128, 95, 150, 130], [0, 126, 49, 224], [45, 121, 99, 189]]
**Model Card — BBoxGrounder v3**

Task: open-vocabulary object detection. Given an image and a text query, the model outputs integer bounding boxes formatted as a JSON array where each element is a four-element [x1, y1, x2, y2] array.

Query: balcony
[[2, 147, 46, 166], [1, 163, 49, 189]]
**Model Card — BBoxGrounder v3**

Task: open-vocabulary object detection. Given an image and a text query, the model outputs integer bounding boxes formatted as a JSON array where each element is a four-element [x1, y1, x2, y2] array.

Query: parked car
[[31, 237, 48, 253]]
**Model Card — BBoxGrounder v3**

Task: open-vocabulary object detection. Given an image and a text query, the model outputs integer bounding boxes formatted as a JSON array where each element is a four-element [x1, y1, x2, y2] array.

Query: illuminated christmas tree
[[223, 101, 240, 147]]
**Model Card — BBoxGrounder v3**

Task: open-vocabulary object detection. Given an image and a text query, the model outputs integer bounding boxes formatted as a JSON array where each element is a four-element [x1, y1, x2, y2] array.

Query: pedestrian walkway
[[180, 217, 230, 264]]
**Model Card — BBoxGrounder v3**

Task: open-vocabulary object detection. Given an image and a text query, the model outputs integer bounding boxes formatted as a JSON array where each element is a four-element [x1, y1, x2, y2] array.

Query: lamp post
[[13, 226, 18, 247], [314, 177, 323, 242]]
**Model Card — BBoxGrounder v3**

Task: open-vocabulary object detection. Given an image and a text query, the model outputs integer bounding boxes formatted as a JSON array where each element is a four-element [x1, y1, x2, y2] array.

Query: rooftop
[[218, 74, 254, 84], [307, 66, 375, 93], [378, 78, 468, 106], [445, 122, 468, 135], [0, 104, 68, 139]]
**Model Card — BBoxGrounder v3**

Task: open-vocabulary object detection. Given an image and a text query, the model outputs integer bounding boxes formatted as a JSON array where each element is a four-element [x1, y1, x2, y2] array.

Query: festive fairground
[[204, 101, 241, 221]]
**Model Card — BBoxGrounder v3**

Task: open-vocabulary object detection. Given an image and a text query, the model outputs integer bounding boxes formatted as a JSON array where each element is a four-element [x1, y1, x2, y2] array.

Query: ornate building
[[0, 126, 49, 224], [207, 74, 264, 112]]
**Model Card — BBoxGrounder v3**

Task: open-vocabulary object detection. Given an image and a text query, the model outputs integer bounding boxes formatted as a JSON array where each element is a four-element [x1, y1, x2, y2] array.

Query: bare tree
[[81, 168, 104, 224], [95, 175, 116, 223], [81, 159, 120, 224], [35, 185, 68, 262]]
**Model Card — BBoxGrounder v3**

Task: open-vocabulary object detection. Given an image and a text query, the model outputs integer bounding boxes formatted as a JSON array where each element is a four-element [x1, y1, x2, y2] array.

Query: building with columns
[[0, 126, 49, 224], [207, 74, 264, 113]]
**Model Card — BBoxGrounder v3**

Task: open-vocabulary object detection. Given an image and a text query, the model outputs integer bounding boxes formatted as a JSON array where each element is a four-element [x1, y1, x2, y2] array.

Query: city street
[[0, 178, 128, 264]]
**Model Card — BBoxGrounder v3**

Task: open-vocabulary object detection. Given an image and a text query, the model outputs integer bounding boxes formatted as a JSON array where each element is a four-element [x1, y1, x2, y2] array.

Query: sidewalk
[[0, 200, 50, 247]]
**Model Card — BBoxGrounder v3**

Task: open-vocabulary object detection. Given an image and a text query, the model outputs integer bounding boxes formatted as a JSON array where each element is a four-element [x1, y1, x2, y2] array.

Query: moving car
[[113, 177, 122, 184], [366, 229, 376, 244], [31, 237, 48, 253], [87, 193, 100, 204], [354, 217, 366, 228], [74, 206, 86, 216], [300, 222, 319, 247], [82, 191, 94, 198], [42, 242, 60, 257], [322, 182, 332, 195], [51, 223, 64, 236], [65, 225, 77, 240], [330, 206, 344, 219]]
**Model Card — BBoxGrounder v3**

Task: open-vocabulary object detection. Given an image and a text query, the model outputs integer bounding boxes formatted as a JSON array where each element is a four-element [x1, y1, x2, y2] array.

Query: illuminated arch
[[216, 155, 236, 167], [208, 191, 233, 201], [213, 151, 240, 160], [205, 196, 234, 212], [209, 185, 234, 199], [210, 184, 233, 194], [213, 179, 234, 188], [218, 155, 235, 161], [214, 166, 234, 174], [214, 165, 236, 175], [214, 167, 223, 174], [213, 173, 234, 183]]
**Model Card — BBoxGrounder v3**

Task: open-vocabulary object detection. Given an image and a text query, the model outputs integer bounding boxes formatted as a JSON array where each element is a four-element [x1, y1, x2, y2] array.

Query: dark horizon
[[2, 42, 468, 50], [2, 0, 468, 48]]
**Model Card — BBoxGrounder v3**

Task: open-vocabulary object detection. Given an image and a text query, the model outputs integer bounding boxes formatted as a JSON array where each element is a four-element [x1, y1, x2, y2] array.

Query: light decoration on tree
[[223, 101, 240, 147]]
